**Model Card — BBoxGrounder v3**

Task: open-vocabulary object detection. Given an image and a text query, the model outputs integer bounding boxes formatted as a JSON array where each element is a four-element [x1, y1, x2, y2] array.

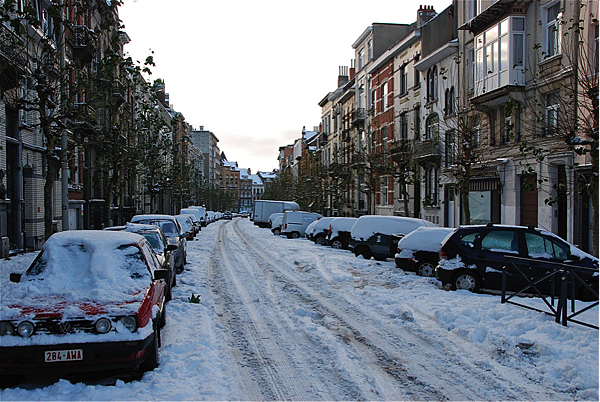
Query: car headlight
[[0, 321, 14, 336], [95, 318, 112, 334], [119, 316, 138, 333], [17, 321, 35, 337]]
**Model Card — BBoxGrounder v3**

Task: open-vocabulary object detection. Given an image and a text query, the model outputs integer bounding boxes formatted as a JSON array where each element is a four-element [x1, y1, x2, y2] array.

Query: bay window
[[474, 16, 525, 97]]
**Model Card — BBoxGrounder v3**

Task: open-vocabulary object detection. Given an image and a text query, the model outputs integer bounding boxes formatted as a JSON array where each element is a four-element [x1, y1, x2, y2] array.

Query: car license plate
[[44, 349, 83, 362]]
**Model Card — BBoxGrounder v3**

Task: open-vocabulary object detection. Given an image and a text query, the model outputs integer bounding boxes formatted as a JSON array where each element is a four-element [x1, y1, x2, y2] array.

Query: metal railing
[[501, 256, 598, 329]]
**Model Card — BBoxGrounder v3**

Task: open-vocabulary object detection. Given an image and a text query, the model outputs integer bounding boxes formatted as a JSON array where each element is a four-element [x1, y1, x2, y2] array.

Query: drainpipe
[[60, 0, 69, 231]]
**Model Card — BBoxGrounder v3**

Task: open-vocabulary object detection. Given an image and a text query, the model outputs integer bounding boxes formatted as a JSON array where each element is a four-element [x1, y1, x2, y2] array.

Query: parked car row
[[262, 213, 599, 301], [0, 207, 217, 378]]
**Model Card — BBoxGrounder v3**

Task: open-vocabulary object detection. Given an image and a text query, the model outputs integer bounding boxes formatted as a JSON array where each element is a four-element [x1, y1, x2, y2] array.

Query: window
[[425, 113, 439, 140], [427, 66, 437, 102], [358, 48, 365, 70], [414, 54, 421, 88], [545, 3, 561, 58], [474, 17, 524, 97], [425, 166, 438, 206], [368, 40, 373, 61], [525, 232, 569, 260], [445, 86, 455, 115], [381, 180, 388, 206], [545, 92, 559, 136], [468, 45, 475, 90], [382, 82, 389, 110], [489, 110, 496, 146], [400, 66, 407, 94], [371, 89, 376, 112], [445, 130, 456, 168], [414, 107, 421, 139], [400, 113, 408, 140], [382, 126, 388, 154], [480, 231, 519, 254]]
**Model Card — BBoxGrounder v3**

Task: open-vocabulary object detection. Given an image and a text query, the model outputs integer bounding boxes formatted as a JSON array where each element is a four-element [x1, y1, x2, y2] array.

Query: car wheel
[[315, 235, 326, 245], [452, 270, 481, 292], [355, 246, 372, 260], [331, 239, 343, 249], [273, 228, 281, 236], [417, 261, 436, 277], [291, 232, 300, 239], [140, 326, 159, 372]]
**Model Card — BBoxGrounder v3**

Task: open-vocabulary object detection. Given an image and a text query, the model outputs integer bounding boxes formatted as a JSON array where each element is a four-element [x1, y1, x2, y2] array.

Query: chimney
[[417, 5, 436, 27], [349, 59, 356, 80], [338, 66, 349, 88]]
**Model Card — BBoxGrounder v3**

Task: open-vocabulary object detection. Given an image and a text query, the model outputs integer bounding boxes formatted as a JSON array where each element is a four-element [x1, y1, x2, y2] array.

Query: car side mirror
[[10, 273, 22, 283], [567, 254, 581, 263], [154, 269, 168, 280], [166, 244, 178, 251]]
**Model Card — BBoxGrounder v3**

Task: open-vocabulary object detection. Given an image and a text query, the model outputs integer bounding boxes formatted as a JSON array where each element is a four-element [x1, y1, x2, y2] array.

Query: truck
[[252, 200, 300, 228]]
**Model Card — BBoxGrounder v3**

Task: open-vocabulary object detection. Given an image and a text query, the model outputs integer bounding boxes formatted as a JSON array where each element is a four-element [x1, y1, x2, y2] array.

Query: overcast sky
[[119, 0, 452, 173]]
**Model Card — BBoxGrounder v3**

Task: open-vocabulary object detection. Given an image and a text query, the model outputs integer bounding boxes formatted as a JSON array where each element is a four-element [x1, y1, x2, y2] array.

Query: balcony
[[0, 25, 28, 90], [66, 25, 97, 64], [320, 133, 328, 146], [414, 139, 442, 161], [112, 79, 126, 106], [389, 139, 413, 163], [351, 108, 366, 126]]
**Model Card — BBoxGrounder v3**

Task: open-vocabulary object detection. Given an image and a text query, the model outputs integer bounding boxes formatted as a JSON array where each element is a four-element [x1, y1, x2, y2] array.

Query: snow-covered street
[[1, 217, 598, 401]]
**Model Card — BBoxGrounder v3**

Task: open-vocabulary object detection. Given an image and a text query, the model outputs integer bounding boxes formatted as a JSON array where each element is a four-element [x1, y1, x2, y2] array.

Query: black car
[[435, 224, 599, 299]]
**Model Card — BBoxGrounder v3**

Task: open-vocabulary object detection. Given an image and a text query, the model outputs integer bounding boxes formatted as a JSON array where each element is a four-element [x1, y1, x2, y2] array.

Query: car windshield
[[138, 220, 177, 236], [140, 233, 163, 252], [18, 241, 153, 303]]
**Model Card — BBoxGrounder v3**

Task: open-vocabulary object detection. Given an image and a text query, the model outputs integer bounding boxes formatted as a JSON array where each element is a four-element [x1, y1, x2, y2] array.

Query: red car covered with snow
[[0, 231, 168, 375]]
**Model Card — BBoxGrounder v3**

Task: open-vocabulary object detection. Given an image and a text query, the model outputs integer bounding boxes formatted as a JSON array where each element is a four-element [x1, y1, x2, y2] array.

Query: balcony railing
[[66, 25, 97, 64], [351, 108, 366, 126], [414, 138, 442, 160], [0, 25, 28, 90]]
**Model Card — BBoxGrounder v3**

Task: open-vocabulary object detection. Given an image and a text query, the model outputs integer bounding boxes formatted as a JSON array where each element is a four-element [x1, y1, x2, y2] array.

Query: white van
[[189, 206, 207, 226], [281, 211, 323, 239]]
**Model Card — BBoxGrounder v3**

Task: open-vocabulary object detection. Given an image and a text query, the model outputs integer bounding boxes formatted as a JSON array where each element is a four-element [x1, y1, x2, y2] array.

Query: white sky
[[118, 0, 452, 173]]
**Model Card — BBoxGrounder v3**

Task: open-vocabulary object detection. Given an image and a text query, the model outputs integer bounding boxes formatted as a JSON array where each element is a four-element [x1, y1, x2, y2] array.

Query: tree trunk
[[44, 156, 60, 240], [461, 165, 472, 225]]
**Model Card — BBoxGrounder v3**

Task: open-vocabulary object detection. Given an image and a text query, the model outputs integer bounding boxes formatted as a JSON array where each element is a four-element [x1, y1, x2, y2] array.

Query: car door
[[474, 229, 521, 291], [523, 231, 573, 294]]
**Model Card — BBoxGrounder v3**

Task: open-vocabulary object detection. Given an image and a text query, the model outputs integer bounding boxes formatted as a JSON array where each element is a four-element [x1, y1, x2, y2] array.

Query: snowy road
[[1, 218, 597, 401]]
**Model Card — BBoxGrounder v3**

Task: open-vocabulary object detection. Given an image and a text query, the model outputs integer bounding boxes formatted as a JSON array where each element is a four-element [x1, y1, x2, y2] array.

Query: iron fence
[[501, 256, 598, 329]]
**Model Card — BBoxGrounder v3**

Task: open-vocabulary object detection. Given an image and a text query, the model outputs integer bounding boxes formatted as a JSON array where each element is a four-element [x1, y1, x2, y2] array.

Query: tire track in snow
[[230, 219, 565, 401], [210, 221, 324, 401]]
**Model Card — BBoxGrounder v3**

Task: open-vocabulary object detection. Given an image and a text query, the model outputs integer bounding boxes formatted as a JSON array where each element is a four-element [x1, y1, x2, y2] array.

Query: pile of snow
[[329, 217, 357, 239], [396, 227, 454, 259], [1, 231, 151, 316], [350, 215, 437, 241], [306, 217, 335, 237]]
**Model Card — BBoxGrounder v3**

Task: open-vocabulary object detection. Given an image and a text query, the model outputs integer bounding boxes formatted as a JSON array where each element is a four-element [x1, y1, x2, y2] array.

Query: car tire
[[273, 228, 281, 236], [140, 326, 159, 372], [417, 261, 436, 277], [355, 246, 372, 260], [291, 232, 300, 239], [452, 270, 481, 292], [315, 235, 326, 245], [331, 239, 344, 249]]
